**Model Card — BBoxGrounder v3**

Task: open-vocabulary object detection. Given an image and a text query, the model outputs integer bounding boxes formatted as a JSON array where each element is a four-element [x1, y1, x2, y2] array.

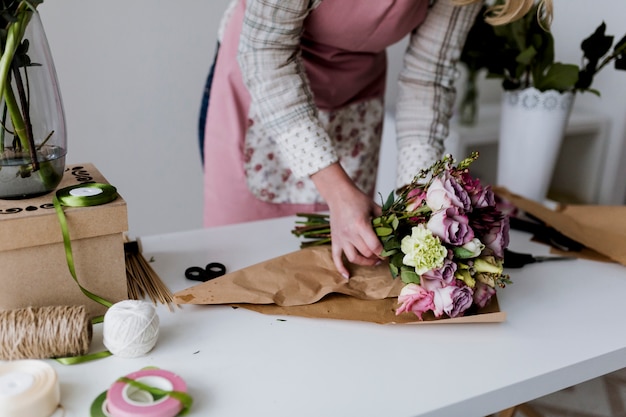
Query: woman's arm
[[395, 0, 483, 188], [238, 0, 382, 277], [238, 0, 337, 178]]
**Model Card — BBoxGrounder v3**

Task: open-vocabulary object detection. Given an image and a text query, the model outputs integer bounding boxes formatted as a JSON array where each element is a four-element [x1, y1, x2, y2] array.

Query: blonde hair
[[454, 0, 553, 26]]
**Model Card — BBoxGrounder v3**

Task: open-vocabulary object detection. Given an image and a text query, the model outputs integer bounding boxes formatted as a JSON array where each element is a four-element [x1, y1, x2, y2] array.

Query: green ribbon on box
[[50, 182, 121, 365], [52, 183, 119, 312]]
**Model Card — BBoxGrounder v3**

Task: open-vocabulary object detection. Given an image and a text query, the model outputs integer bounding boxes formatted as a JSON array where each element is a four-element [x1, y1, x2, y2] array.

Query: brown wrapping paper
[[496, 187, 625, 265], [174, 246, 505, 324]]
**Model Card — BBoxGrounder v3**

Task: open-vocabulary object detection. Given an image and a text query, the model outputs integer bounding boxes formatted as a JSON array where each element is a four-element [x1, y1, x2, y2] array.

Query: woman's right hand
[[311, 163, 384, 278]]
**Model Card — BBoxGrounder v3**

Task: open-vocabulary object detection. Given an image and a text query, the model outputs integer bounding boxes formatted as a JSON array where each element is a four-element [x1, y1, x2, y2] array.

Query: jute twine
[[0, 305, 92, 360]]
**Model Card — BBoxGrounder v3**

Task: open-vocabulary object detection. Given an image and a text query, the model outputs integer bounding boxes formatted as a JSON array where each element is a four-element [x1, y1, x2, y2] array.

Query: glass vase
[[0, 11, 67, 199]]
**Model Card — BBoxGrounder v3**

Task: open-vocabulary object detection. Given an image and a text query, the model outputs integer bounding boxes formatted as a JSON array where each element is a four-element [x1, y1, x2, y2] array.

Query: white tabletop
[[48, 215, 626, 417]]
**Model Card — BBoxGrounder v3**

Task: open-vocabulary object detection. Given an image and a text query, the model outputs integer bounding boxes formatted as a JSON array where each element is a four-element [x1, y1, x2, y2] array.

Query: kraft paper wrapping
[[174, 246, 505, 324], [495, 187, 624, 265]]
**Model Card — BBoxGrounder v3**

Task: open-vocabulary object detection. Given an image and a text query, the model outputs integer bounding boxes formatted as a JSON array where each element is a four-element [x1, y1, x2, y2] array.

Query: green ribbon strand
[[52, 183, 119, 309], [55, 350, 113, 365], [52, 183, 120, 365], [116, 376, 193, 416]]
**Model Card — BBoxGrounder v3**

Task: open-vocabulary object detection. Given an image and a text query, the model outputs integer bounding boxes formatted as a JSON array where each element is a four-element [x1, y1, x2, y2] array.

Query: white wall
[[39, 0, 231, 238], [550, 0, 626, 204], [38, 0, 626, 238]]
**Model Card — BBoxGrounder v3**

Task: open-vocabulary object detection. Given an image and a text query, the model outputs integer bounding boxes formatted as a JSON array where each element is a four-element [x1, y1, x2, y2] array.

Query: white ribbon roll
[[0, 360, 60, 417]]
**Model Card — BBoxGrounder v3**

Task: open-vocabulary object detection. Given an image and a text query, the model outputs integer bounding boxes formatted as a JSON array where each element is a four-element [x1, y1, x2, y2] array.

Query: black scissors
[[509, 215, 584, 252], [185, 262, 227, 282], [504, 249, 575, 269]]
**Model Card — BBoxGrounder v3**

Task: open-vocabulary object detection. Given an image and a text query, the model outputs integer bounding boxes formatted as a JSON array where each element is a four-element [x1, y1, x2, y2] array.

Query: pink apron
[[203, 0, 429, 227]]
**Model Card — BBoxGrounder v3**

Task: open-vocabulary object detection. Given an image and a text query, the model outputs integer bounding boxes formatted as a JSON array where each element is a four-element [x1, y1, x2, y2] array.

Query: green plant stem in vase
[[0, 0, 66, 199]]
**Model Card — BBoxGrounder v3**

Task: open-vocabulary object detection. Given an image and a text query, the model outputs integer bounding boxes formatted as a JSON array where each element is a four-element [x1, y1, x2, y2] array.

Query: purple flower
[[460, 172, 496, 209], [426, 172, 472, 212], [472, 186, 496, 209], [427, 207, 475, 246], [470, 207, 510, 258], [473, 281, 496, 309], [432, 282, 474, 318], [420, 257, 457, 291]]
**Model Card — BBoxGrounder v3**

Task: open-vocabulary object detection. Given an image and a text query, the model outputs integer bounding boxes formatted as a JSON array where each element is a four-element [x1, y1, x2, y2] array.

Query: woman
[[199, 0, 551, 278]]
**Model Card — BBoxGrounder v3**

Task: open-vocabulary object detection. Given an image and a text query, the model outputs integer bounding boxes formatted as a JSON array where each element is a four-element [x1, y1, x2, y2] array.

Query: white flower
[[453, 238, 485, 259], [400, 225, 447, 275]]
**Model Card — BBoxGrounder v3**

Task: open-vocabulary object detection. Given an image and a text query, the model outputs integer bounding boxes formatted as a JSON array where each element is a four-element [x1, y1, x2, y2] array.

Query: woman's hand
[[311, 163, 384, 278]]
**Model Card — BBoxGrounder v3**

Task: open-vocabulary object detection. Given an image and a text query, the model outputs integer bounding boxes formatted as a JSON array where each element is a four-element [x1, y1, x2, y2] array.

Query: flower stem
[[0, 7, 31, 154], [11, 60, 38, 170]]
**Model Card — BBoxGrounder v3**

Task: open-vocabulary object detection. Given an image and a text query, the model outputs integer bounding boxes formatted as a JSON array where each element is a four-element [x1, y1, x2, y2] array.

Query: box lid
[[0, 163, 128, 252]]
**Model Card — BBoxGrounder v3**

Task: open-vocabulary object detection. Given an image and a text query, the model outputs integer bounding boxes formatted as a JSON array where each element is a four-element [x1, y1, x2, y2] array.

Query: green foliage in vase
[[0, 0, 47, 175], [460, 2, 626, 95]]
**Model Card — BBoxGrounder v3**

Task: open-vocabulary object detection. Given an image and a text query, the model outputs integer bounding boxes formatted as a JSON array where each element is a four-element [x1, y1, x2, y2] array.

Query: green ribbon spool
[[52, 183, 120, 311]]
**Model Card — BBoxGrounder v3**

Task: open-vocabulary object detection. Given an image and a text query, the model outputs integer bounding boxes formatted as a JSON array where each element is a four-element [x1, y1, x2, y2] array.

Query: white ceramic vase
[[496, 87, 574, 202]]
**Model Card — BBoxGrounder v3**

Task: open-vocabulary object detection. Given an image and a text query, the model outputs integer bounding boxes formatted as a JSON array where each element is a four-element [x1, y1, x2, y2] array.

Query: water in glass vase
[[0, 145, 66, 199]]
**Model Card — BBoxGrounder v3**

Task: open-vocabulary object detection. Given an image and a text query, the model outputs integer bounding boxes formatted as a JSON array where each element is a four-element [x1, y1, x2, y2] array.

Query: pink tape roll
[[105, 369, 187, 417]]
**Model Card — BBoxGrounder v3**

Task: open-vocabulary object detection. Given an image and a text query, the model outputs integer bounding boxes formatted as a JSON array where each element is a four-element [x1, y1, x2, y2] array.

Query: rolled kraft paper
[[0, 360, 61, 417], [0, 305, 92, 360], [106, 369, 188, 417]]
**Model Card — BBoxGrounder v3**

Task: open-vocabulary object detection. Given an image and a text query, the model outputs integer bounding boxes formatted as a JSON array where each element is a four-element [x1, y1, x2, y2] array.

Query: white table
[[49, 215, 626, 417]]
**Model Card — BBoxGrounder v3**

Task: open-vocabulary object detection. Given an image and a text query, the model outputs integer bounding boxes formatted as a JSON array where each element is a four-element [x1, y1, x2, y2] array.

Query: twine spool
[[103, 300, 160, 358], [0, 305, 92, 361]]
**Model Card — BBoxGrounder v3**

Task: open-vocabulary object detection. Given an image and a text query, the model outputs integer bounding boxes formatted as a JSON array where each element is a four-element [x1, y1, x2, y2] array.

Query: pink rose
[[473, 281, 496, 309], [396, 284, 435, 320], [405, 188, 426, 212], [427, 207, 474, 246], [432, 283, 474, 318], [426, 172, 472, 212]]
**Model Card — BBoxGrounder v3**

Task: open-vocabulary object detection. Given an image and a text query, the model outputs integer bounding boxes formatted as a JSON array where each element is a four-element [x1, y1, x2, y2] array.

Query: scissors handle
[[205, 262, 226, 278], [185, 262, 227, 282]]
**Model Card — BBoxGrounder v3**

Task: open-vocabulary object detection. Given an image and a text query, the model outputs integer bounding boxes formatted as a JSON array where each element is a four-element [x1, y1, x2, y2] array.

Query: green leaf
[[515, 46, 537, 66], [581, 22, 614, 64], [535, 63, 579, 91], [380, 249, 397, 257], [382, 237, 400, 252], [382, 191, 395, 211], [391, 215, 400, 230], [375, 227, 393, 237], [388, 262, 399, 278], [400, 268, 420, 284], [614, 34, 626, 71]]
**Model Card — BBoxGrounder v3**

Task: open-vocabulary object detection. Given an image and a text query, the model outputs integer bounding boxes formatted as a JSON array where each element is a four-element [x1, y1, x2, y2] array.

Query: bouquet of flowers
[[292, 153, 511, 320]]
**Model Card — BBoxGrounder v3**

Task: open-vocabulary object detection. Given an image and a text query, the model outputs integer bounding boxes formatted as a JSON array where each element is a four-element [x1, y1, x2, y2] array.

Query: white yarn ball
[[102, 300, 160, 358]]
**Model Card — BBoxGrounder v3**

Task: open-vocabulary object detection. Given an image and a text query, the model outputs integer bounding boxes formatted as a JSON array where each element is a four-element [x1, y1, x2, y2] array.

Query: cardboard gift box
[[0, 163, 129, 317]]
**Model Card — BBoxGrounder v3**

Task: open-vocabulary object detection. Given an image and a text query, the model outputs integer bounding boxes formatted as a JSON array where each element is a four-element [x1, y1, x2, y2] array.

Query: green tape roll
[[90, 391, 110, 417], [55, 183, 118, 207]]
